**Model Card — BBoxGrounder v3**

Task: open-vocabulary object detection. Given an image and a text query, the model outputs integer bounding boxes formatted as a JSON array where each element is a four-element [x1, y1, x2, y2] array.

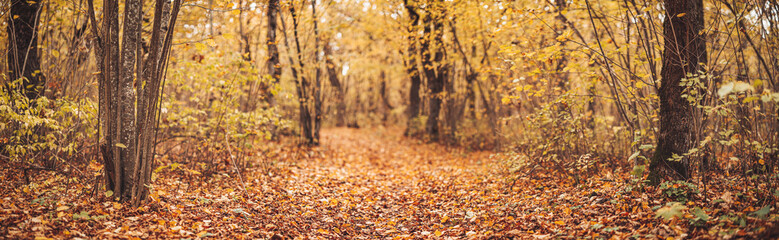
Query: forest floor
[[2, 127, 778, 239]]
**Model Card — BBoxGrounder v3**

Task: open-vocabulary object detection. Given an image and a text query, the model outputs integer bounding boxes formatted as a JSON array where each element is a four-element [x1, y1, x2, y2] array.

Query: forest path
[[256, 127, 525, 238], [251, 128, 654, 238], [1, 127, 654, 239]]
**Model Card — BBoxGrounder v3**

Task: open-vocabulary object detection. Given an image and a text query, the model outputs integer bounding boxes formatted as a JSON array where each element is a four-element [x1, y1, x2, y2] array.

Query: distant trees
[[323, 38, 346, 127], [649, 0, 707, 183], [6, 0, 45, 99], [89, 0, 182, 205]]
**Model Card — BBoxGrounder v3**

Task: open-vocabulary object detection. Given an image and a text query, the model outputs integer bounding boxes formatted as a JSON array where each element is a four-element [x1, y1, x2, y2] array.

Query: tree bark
[[312, 0, 322, 145], [380, 71, 394, 123], [238, 0, 251, 62], [289, 4, 314, 145], [403, 0, 422, 135], [135, 0, 178, 205], [90, 0, 181, 205], [7, 0, 45, 99], [422, 1, 447, 139], [93, 0, 122, 200], [266, 0, 280, 107], [553, 0, 569, 92], [324, 40, 346, 127], [118, 0, 142, 200], [649, 0, 706, 184]]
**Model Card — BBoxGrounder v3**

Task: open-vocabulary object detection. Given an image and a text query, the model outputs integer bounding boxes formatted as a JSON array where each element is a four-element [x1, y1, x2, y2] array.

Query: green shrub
[[659, 180, 699, 203], [0, 78, 96, 165]]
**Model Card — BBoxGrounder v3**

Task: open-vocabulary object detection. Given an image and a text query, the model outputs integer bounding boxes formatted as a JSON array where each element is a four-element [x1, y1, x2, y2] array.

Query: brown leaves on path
[[2, 127, 777, 239]]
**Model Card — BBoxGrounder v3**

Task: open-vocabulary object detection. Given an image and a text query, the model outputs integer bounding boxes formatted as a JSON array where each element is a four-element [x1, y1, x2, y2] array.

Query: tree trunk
[[90, 0, 181, 205], [7, 0, 45, 99], [94, 0, 123, 201], [237, 0, 255, 112], [423, 2, 447, 139], [553, 0, 569, 92], [323, 40, 345, 126], [238, 0, 251, 62], [266, 0, 280, 107], [312, 0, 322, 145], [118, 0, 143, 201], [649, 0, 706, 184], [380, 72, 394, 123], [135, 0, 178, 205], [450, 18, 479, 132], [289, 4, 314, 145], [403, 0, 422, 135]]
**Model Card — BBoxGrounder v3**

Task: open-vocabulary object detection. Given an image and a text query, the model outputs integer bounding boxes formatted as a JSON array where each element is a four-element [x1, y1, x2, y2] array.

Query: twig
[[223, 130, 251, 200], [584, 0, 634, 131]]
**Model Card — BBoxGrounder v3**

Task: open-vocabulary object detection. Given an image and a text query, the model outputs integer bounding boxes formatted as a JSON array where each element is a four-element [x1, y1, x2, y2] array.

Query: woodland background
[[1, 0, 778, 238]]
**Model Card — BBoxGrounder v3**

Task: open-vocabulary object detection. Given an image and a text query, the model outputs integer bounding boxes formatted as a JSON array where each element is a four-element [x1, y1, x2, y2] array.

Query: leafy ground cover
[[1, 127, 777, 239]]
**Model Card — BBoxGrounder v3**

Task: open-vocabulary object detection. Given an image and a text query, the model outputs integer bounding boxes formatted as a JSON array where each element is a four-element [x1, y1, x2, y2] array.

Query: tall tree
[[403, 0, 422, 135], [422, 0, 448, 139], [266, 0, 281, 106], [288, 2, 315, 145], [238, 0, 251, 62], [323, 39, 346, 127], [89, 0, 182, 205], [118, 0, 143, 203], [649, 0, 707, 184], [6, 0, 45, 99], [312, 0, 323, 144], [553, 0, 569, 91]]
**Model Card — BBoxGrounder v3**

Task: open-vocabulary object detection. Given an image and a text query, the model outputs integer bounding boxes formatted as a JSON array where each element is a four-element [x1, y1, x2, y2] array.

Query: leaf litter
[[1, 127, 777, 239]]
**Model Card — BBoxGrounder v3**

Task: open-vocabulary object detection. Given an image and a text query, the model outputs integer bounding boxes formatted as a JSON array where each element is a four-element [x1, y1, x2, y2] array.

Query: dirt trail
[[256, 127, 519, 238]]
